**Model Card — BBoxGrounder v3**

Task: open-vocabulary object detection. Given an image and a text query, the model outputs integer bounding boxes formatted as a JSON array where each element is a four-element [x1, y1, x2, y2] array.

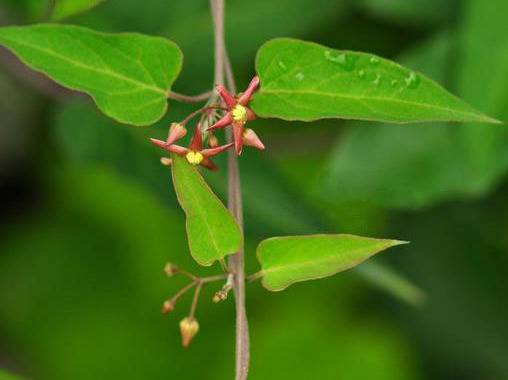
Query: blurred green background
[[0, 0, 507, 379]]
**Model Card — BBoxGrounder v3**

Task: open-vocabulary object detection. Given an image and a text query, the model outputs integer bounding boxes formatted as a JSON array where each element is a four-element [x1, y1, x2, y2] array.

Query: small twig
[[171, 281, 196, 301], [201, 274, 229, 284], [181, 104, 225, 126], [189, 282, 202, 319], [168, 90, 214, 103], [224, 48, 237, 94], [176, 267, 198, 281]]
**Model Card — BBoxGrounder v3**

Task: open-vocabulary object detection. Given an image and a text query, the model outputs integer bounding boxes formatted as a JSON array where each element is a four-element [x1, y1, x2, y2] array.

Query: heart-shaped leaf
[[252, 38, 497, 124], [171, 154, 242, 266], [0, 24, 182, 126], [257, 234, 407, 291]]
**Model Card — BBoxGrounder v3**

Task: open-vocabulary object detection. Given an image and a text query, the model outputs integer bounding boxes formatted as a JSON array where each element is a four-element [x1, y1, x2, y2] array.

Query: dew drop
[[373, 74, 381, 87], [369, 57, 380, 65], [404, 72, 420, 89], [295, 72, 305, 81], [324, 50, 355, 71], [278, 60, 287, 70], [391, 79, 399, 87], [357, 69, 365, 79]]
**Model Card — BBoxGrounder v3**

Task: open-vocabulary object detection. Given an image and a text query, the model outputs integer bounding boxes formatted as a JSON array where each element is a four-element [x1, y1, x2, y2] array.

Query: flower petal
[[188, 124, 204, 151], [238, 76, 260, 105], [216, 84, 236, 108], [200, 157, 218, 171], [207, 113, 233, 131], [168, 144, 189, 156], [233, 123, 244, 155], [201, 142, 234, 157], [150, 138, 169, 150]]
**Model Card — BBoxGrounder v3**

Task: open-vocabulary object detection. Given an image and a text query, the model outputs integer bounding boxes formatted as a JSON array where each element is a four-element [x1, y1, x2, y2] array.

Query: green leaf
[[0, 24, 182, 126], [252, 38, 497, 124], [257, 234, 407, 291], [52, 0, 105, 20], [171, 154, 242, 266]]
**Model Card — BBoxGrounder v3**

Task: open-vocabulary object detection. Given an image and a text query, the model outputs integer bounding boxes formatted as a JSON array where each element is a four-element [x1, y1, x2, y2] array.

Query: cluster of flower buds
[[150, 77, 265, 170]]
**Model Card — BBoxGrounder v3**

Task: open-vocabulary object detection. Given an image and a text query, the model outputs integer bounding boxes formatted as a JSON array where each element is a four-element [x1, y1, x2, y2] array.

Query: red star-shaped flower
[[207, 76, 265, 155], [151, 123, 233, 171]]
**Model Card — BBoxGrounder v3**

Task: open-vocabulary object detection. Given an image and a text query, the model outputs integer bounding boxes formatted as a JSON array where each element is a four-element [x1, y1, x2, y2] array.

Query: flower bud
[[164, 262, 177, 277], [207, 134, 219, 148], [160, 157, 172, 167], [242, 128, 265, 150], [212, 290, 228, 303], [179, 317, 199, 347], [167, 123, 187, 145], [161, 299, 175, 314]]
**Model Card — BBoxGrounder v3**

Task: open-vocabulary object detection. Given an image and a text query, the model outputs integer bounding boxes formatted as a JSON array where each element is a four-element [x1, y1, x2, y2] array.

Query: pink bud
[[242, 129, 265, 150], [167, 123, 187, 145], [161, 300, 175, 314], [179, 317, 199, 347]]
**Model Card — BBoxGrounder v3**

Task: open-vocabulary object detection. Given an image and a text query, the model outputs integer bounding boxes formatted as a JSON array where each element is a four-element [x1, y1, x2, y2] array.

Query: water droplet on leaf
[[295, 72, 305, 81], [369, 57, 380, 65], [324, 50, 355, 71], [373, 74, 381, 87], [404, 72, 420, 89], [278, 61, 287, 70], [357, 69, 365, 79]]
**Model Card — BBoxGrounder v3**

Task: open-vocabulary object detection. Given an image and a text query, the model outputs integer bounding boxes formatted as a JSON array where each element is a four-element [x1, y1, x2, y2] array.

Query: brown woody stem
[[210, 0, 250, 379], [168, 90, 214, 103]]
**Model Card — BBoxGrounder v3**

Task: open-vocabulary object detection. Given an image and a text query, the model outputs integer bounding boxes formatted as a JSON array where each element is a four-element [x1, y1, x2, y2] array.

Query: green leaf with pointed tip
[[252, 38, 497, 124], [52, 0, 105, 20], [171, 154, 242, 266], [257, 234, 407, 291], [0, 24, 182, 126]]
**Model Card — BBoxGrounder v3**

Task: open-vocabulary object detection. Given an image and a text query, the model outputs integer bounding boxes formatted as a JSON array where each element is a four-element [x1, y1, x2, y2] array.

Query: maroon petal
[[232, 123, 244, 155], [200, 157, 218, 171], [246, 107, 256, 121], [201, 142, 234, 157], [168, 145, 189, 156], [207, 113, 233, 131], [216, 84, 236, 108], [188, 124, 204, 151], [150, 138, 170, 150], [238, 76, 260, 105]]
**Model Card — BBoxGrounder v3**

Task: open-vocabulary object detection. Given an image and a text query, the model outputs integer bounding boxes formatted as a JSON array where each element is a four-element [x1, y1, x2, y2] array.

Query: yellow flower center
[[231, 104, 248, 123], [185, 151, 204, 165]]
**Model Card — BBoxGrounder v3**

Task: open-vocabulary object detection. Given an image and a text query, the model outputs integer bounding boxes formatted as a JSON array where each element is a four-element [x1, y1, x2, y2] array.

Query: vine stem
[[167, 90, 213, 103], [210, 0, 249, 379]]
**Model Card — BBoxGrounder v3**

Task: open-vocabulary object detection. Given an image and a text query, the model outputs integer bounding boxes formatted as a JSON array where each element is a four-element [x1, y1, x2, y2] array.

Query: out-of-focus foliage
[[51, 0, 105, 21], [0, 0, 507, 379]]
